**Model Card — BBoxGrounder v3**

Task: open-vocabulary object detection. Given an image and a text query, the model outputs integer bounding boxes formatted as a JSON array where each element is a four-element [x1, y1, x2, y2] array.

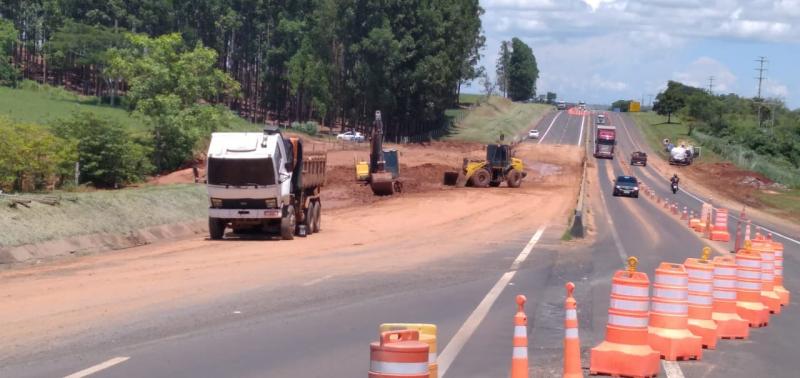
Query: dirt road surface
[[0, 142, 583, 369]]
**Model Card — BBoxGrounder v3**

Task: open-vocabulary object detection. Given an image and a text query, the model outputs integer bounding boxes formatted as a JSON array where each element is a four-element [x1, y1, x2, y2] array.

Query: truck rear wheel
[[209, 217, 225, 240], [304, 202, 316, 234], [280, 205, 296, 240], [313, 200, 322, 232]]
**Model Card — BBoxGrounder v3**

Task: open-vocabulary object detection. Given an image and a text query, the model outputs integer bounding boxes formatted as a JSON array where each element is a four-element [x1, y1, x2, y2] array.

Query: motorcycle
[[671, 181, 679, 194]]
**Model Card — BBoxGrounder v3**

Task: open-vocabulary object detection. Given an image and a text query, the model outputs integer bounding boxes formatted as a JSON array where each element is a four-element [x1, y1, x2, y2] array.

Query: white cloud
[[765, 80, 789, 98], [673, 57, 737, 92]]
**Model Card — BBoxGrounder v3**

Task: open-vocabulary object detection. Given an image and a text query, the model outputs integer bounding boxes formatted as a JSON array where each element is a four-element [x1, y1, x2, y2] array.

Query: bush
[[53, 111, 153, 187], [290, 121, 318, 136], [0, 117, 77, 191]]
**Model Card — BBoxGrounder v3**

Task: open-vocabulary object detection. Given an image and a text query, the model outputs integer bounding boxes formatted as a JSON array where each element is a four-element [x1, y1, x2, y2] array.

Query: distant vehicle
[[528, 129, 540, 139], [596, 114, 606, 125], [556, 101, 567, 110], [669, 144, 694, 165], [206, 128, 326, 240], [578, 101, 586, 110], [594, 125, 617, 159], [336, 130, 365, 142], [630, 151, 647, 166], [613, 175, 640, 198]]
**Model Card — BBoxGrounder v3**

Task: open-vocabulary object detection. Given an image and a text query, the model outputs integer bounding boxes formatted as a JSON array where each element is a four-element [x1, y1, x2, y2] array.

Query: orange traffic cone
[[511, 295, 528, 378], [684, 248, 718, 349], [648, 262, 703, 360], [564, 282, 581, 378], [590, 257, 660, 378], [735, 244, 769, 327], [711, 255, 750, 339]]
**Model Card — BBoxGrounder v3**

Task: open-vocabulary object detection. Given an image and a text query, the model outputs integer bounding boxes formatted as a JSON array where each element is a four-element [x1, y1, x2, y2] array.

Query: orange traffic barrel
[[747, 239, 781, 314], [710, 208, 730, 242], [735, 246, 769, 327], [369, 330, 430, 378], [648, 262, 702, 361], [769, 235, 790, 306], [563, 282, 581, 378], [684, 248, 719, 349], [379, 324, 437, 378], [590, 257, 660, 378], [510, 295, 528, 378], [711, 255, 750, 339]]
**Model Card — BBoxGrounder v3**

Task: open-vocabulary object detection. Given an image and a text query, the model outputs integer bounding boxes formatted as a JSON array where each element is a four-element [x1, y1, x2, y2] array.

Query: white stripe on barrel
[[512, 346, 528, 358], [713, 290, 737, 300], [687, 269, 713, 280], [688, 282, 712, 293], [565, 328, 579, 339], [653, 287, 688, 300], [610, 298, 650, 312], [713, 279, 736, 289], [514, 325, 526, 337], [370, 361, 429, 374], [651, 302, 688, 314], [737, 280, 760, 290], [565, 309, 577, 320], [737, 270, 761, 280], [611, 284, 649, 297], [737, 259, 760, 269], [655, 275, 688, 286], [688, 294, 713, 305], [608, 314, 649, 328]]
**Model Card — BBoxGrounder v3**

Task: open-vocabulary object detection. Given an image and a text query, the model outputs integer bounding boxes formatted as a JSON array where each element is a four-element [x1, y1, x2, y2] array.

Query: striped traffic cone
[[564, 282, 581, 378], [511, 295, 528, 378]]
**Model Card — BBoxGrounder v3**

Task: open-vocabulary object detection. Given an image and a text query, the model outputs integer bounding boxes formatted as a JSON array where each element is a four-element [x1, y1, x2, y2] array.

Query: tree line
[[0, 0, 484, 137], [494, 38, 539, 102]]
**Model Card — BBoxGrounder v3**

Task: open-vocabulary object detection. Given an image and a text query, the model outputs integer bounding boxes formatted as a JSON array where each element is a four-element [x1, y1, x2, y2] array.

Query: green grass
[[458, 93, 483, 105], [754, 189, 800, 224], [0, 85, 147, 133], [0, 184, 207, 247], [628, 112, 720, 162], [446, 96, 552, 144]]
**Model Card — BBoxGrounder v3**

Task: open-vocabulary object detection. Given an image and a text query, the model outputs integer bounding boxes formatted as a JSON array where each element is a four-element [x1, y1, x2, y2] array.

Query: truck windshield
[[207, 157, 276, 186], [598, 139, 615, 145]]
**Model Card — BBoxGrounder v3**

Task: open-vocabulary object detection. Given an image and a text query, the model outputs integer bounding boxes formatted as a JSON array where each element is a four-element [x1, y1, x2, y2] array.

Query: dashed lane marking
[[438, 225, 547, 377], [538, 111, 563, 144], [63, 357, 130, 378]]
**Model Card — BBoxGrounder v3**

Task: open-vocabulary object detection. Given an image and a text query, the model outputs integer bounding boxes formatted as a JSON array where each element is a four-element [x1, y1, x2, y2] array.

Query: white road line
[[302, 274, 334, 287], [438, 225, 547, 377], [577, 113, 586, 146], [596, 163, 684, 378], [64, 357, 130, 378], [538, 111, 563, 144], [615, 113, 800, 246]]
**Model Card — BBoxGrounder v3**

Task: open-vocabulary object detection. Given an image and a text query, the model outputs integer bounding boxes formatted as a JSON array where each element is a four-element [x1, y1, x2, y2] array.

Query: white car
[[528, 129, 540, 139], [336, 130, 365, 142]]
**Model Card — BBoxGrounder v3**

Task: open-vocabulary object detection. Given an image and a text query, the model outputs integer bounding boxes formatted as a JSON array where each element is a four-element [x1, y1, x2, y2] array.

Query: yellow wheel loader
[[443, 144, 526, 188]]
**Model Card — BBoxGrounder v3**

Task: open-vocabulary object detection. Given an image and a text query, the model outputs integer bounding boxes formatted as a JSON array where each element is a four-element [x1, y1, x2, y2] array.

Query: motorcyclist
[[671, 174, 680, 185]]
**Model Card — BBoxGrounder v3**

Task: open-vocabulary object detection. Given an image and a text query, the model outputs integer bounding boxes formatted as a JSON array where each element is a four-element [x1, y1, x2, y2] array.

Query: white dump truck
[[668, 143, 695, 166], [206, 127, 326, 240]]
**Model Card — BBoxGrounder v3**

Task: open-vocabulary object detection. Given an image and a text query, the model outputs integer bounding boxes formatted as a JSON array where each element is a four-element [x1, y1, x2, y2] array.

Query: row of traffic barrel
[[590, 237, 789, 377], [641, 183, 731, 242]]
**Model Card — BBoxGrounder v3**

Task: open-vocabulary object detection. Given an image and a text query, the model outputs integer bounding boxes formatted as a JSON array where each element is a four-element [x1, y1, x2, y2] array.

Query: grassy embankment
[[0, 85, 257, 247], [0, 185, 207, 247], [447, 96, 552, 144], [628, 111, 800, 223]]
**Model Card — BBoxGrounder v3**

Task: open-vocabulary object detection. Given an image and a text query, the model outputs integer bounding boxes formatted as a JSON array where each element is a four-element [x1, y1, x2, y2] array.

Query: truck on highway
[[594, 125, 617, 159], [206, 127, 326, 240], [557, 101, 566, 110]]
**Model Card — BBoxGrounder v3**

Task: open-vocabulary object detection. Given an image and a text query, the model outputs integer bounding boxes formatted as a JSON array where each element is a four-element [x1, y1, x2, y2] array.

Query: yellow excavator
[[443, 143, 526, 188], [355, 111, 402, 195]]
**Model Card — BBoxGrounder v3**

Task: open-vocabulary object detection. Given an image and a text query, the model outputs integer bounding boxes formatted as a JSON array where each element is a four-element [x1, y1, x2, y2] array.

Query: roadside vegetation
[[447, 97, 551, 144], [0, 184, 206, 247], [652, 81, 800, 187]]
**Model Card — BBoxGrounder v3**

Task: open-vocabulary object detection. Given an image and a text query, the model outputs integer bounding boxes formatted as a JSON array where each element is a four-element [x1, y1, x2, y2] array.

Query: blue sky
[[465, 0, 800, 108]]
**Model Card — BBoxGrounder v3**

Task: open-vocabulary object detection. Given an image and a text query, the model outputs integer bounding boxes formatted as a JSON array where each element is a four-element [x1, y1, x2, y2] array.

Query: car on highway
[[528, 129, 540, 139], [336, 130, 365, 142], [596, 114, 606, 124], [630, 151, 647, 166], [612, 175, 640, 198], [556, 101, 566, 110]]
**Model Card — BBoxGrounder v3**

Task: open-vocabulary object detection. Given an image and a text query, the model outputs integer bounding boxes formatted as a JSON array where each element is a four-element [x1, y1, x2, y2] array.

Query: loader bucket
[[443, 171, 460, 186], [370, 172, 395, 195]]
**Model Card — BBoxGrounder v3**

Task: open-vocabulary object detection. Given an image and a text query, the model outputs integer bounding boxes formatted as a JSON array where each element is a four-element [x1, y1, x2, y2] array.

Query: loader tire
[[507, 170, 523, 188], [313, 200, 322, 232], [303, 205, 315, 235], [470, 169, 491, 188]]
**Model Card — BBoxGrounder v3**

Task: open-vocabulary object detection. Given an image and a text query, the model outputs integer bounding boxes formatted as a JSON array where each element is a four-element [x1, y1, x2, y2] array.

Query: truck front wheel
[[209, 217, 225, 240], [280, 205, 296, 240]]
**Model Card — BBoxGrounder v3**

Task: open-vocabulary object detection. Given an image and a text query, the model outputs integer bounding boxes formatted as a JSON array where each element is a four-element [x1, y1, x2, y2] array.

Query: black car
[[613, 175, 640, 198]]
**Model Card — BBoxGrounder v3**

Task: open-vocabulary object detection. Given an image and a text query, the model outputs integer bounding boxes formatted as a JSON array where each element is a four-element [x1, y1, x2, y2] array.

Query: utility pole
[[707, 76, 714, 94], [755, 56, 767, 128]]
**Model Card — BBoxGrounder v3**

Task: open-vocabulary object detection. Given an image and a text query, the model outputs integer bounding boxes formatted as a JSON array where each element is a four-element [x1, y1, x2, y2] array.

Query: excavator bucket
[[370, 172, 395, 195]]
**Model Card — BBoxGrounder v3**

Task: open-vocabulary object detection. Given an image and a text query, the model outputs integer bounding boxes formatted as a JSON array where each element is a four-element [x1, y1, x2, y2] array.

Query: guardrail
[[570, 113, 590, 238]]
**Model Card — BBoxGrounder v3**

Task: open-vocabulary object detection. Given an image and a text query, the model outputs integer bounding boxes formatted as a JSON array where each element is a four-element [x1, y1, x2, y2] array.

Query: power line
[[708, 76, 714, 94]]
